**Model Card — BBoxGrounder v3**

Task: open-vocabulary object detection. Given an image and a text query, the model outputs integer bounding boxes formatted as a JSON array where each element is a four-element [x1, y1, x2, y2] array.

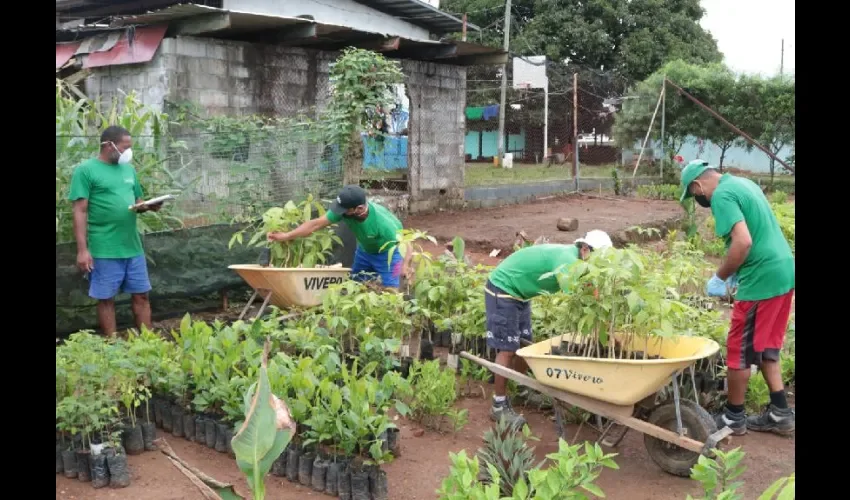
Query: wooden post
[[572, 73, 578, 190], [462, 13, 467, 41], [220, 288, 229, 311], [496, 0, 513, 166]]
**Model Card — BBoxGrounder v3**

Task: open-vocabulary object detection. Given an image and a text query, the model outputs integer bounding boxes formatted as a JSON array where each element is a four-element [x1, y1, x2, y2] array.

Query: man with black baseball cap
[[268, 185, 411, 289]]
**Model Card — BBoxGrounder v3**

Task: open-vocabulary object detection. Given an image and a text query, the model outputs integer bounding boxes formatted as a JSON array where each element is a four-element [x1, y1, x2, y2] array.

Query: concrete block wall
[[404, 60, 466, 213], [463, 177, 660, 209]]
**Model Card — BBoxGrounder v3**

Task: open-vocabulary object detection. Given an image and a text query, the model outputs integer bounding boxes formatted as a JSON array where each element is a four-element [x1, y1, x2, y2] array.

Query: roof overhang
[[350, 0, 478, 35], [55, 3, 505, 68], [56, 0, 479, 36]]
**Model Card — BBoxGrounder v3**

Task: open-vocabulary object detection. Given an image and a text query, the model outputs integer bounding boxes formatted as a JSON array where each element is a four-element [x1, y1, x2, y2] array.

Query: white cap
[[575, 230, 613, 250]]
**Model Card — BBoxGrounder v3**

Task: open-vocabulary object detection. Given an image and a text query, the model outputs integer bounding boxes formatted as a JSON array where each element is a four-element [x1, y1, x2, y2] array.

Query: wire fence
[[55, 122, 349, 334], [462, 64, 796, 192], [462, 65, 637, 187], [56, 126, 344, 242], [618, 78, 795, 189]]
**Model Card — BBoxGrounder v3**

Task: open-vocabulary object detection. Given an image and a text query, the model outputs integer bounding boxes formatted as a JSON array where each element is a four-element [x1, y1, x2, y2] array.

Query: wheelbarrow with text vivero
[[228, 264, 351, 320], [460, 333, 731, 477]]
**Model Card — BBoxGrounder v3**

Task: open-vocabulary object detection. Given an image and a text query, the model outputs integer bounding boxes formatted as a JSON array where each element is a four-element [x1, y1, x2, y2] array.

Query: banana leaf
[[230, 340, 296, 500]]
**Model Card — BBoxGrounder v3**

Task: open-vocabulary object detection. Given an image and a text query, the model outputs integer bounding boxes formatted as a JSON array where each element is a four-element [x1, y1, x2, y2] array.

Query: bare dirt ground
[[403, 194, 685, 254], [56, 381, 796, 500]]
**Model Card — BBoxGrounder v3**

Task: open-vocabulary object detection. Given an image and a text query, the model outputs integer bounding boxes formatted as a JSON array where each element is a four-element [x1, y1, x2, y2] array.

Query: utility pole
[[780, 38, 784, 76], [572, 73, 578, 190], [496, 0, 512, 167]]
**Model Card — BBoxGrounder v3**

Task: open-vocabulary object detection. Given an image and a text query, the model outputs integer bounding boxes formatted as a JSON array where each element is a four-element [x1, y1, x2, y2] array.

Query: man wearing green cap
[[267, 185, 411, 289], [680, 159, 795, 436]]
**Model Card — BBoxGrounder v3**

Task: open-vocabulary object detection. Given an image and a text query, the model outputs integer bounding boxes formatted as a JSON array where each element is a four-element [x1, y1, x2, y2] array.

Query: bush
[[637, 184, 679, 200]]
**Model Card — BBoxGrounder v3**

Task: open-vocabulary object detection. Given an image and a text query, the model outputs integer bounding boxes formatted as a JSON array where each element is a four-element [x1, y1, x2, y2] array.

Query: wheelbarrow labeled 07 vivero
[[460, 333, 732, 477]]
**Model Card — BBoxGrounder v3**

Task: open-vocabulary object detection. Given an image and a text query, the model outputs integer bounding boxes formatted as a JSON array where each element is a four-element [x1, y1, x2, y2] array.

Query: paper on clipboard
[[129, 194, 175, 211]]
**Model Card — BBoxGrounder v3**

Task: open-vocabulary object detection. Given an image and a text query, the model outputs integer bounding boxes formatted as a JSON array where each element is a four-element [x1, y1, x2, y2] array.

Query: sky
[[700, 0, 795, 76]]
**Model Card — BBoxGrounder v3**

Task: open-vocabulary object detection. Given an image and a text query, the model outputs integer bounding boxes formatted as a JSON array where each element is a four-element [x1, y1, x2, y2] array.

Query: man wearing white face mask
[[68, 126, 163, 336]]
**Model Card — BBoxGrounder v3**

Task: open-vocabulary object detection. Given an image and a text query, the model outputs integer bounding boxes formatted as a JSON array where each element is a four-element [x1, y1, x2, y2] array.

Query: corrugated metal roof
[[56, 0, 475, 35], [352, 0, 478, 34], [56, 4, 504, 66]]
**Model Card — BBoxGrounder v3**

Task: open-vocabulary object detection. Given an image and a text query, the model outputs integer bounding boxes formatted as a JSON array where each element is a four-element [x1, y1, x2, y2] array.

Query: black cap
[[329, 185, 367, 215]]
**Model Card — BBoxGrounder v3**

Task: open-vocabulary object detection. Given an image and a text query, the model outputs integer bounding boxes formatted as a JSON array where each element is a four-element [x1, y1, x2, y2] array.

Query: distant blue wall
[[362, 135, 408, 170], [640, 138, 793, 173], [464, 129, 527, 159]]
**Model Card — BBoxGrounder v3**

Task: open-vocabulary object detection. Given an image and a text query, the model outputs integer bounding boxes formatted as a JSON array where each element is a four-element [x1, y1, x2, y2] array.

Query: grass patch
[[464, 162, 617, 187]]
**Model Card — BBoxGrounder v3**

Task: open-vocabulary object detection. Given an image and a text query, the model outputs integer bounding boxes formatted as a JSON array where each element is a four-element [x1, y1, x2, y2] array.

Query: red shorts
[[726, 289, 794, 369]]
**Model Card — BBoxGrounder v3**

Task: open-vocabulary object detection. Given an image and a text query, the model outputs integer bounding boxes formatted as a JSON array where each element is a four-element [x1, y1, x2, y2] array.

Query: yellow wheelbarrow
[[228, 264, 351, 319], [460, 333, 732, 477]]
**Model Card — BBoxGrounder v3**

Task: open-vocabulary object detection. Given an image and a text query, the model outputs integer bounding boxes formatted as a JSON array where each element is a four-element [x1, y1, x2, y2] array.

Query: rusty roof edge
[[57, 4, 505, 63]]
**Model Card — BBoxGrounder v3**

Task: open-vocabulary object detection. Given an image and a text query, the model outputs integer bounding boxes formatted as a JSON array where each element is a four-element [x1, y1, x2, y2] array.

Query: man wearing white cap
[[484, 230, 613, 428]]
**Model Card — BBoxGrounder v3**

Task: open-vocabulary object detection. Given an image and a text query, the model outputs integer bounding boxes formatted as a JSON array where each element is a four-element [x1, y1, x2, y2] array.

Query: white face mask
[[104, 141, 133, 165], [117, 147, 133, 165]]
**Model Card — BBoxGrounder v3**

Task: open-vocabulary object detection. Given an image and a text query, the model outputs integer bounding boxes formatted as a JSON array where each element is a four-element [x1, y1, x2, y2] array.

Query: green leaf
[[759, 475, 794, 500], [394, 400, 410, 416], [581, 482, 606, 497], [513, 477, 529, 499], [230, 341, 295, 500]]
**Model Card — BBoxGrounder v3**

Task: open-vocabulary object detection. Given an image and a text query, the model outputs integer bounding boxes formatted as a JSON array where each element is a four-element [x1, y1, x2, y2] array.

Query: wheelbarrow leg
[[253, 290, 273, 319], [689, 365, 700, 405], [238, 290, 259, 320], [672, 372, 684, 436]]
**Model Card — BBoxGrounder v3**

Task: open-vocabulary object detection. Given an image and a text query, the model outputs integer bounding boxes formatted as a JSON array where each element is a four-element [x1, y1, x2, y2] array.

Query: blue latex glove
[[706, 274, 727, 297], [727, 274, 739, 291]]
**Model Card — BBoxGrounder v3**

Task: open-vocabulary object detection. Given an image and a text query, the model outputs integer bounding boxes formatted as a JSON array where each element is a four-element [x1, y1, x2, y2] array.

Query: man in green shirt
[[68, 126, 163, 336], [486, 230, 613, 427], [268, 185, 411, 289], [680, 160, 795, 436]]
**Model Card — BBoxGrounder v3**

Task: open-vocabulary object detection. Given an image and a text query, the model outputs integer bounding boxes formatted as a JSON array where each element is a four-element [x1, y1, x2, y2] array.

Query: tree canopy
[[445, 0, 723, 146], [612, 60, 795, 177], [445, 0, 721, 83]]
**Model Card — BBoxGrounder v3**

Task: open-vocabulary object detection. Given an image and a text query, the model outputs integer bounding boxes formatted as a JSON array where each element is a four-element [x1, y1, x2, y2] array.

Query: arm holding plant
[[706, 193, 751, 296], [716, 221, 752, 280], [268, 214, 332, 242]]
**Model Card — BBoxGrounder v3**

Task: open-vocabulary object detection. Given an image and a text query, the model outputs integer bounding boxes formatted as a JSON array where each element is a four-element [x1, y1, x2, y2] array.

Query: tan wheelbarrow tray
[[228, 264, 351, 319], [460, 333, 733, 477]]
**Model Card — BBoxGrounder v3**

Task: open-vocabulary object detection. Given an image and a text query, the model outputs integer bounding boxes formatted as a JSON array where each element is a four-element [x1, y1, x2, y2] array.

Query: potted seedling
[[118, 381, 146, 455], [56, 397, 81, 479]]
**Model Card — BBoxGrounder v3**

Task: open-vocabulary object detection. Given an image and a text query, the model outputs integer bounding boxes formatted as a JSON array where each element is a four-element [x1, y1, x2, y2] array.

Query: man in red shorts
[[680, 160, 795, 435]]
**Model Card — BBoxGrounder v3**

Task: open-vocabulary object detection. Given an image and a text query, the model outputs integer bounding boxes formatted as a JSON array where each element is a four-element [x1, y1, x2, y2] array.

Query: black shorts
[[485, 280, 532, 352]]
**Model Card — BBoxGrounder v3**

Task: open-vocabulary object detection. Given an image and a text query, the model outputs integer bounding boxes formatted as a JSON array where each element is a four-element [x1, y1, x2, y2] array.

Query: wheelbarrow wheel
[[644, 400, 717, 477]]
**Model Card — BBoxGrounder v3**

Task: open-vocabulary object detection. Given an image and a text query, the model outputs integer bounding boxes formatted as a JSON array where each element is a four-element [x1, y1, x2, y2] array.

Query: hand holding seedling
[[267, 231, 293, 242]]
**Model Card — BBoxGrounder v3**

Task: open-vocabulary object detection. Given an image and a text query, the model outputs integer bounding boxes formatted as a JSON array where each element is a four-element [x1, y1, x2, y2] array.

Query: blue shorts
[[485, 280, 532, 352], [88, 255, 152, 300], [351, 246, 403, 288]]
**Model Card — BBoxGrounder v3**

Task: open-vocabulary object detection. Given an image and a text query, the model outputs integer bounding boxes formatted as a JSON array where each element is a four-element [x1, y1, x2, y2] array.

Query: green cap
[[679, 159, 714, 202]]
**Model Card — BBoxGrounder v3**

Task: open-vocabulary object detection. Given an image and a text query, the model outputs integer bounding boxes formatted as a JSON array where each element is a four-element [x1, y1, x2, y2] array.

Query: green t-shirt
[[711, 174, 795, 301], [489, 244, 580, 300], [326, 201, 402, 254], [67, 158, 144, 259]]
